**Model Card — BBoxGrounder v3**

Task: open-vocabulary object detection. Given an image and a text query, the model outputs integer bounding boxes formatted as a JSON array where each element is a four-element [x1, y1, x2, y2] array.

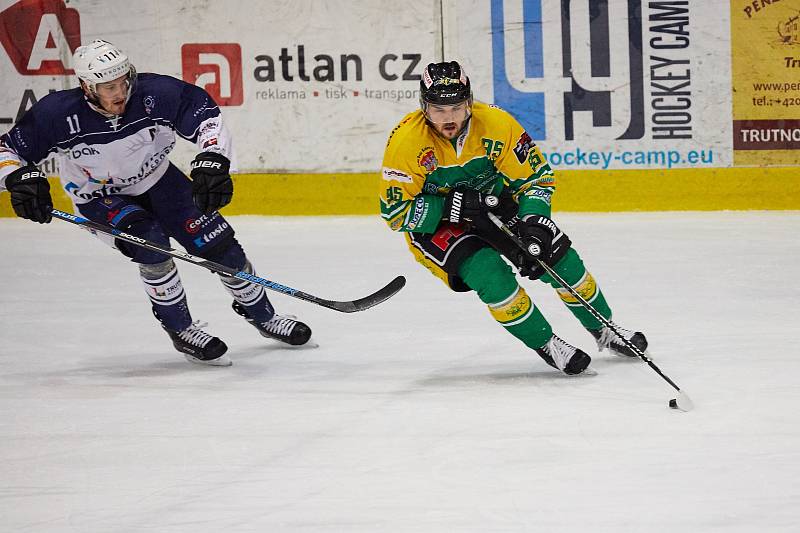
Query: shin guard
[[219, 259, 275, 324], [139, 259, 192, 331]]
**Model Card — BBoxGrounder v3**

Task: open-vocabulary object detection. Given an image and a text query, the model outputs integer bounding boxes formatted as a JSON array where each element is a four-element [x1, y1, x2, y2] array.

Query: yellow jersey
[[379, 101, 556, 233]]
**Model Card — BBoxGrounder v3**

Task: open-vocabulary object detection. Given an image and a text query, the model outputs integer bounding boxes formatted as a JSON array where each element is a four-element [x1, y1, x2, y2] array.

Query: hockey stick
[[485, 209, 694, 412], [51, 209, 405, 313]]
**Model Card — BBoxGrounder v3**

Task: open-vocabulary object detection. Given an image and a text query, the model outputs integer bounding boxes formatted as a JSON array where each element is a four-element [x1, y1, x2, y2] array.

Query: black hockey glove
[[190, 152, 232, 215], [516, 215, 558, 264], [443, 187, 484, 224], [5, 165, 52, 223]]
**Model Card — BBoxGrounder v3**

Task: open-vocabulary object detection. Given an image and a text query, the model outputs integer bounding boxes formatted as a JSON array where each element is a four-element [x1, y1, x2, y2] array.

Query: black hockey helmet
[[419, 61, 472, 106]]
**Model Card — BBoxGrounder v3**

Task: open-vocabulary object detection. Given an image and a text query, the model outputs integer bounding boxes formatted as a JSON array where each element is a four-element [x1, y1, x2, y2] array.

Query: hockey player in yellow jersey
[[379, 61, 648, 375]]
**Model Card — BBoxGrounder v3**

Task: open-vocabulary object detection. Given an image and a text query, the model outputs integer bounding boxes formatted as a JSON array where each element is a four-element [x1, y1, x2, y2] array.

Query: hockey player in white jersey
[[0, 40, 312, 365]]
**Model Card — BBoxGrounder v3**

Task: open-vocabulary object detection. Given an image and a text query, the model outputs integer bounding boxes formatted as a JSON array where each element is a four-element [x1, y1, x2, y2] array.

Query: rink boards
[[0, 0, 798, 214]]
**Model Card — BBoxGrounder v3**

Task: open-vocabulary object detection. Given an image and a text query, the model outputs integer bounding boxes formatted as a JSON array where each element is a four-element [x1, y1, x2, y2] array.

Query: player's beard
[[437, 122, 458, 139], [433, 117, 470, 140]]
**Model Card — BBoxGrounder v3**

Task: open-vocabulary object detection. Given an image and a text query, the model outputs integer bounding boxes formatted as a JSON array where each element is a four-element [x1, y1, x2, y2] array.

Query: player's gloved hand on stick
[[516, 215, 558, 264], [443, 187, 485, 224], [5, 165, 52, 223], [190, 152, 232, 215]]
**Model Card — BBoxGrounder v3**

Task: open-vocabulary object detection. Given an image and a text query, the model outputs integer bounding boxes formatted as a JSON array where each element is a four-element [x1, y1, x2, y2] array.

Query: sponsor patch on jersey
[[513, 131, 534, 164], [524, 188, 552, 203], [202, 137, 218, 149], [382, 167, 412, 183], [417, 147, 438, 173], [199, 118, 220, 136], [144, 96, 155, 115], [88, 175, 112, 185], [422, 182, 440, 194], [532, 174, 555, 187], [69, 146, 101, 159], [406, 196, 428, 230]]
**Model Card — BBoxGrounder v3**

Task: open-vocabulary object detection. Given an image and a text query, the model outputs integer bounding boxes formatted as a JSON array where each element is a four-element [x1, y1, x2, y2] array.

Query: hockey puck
[[668, 399, 678, 409]]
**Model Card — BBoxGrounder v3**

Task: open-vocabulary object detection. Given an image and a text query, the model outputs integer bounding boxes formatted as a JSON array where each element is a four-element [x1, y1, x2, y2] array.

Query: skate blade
[[613, 348, 652, 359], [284, 339, 319, 349], [565, 368, 597, 377], [261, 338, 320, 349], [184, 353, 233, 366]]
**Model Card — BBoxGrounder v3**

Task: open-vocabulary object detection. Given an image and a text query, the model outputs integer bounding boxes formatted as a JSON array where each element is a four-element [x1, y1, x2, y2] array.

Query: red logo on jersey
[[184, 216, 209, 234], [181, 43, 243, 106], [0, 0, 81, 75], [513, 131, 534, 164], [417, 147, 438, 173], [431, 224, 466, 251]]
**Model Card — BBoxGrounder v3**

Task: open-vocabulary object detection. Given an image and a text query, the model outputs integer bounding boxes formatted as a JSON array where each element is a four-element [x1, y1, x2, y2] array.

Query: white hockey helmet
[[73, 39, 135, 87]]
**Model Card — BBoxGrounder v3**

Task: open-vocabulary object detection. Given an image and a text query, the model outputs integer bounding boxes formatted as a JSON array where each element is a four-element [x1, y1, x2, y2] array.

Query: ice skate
[[162, 321, 231, 366], [535, 334, 591, 375], [232, 302, 312, 346], [589, 323, 648, 358]]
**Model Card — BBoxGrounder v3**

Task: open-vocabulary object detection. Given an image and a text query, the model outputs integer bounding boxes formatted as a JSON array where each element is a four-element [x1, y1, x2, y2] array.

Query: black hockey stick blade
[[51, 209, 406, 313], [320, 275, 406, 313]]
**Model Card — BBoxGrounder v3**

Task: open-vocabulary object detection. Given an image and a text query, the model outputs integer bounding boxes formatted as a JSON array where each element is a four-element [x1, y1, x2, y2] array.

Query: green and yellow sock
[[459, 247, 552, 349], [540, 248, 612, 331]]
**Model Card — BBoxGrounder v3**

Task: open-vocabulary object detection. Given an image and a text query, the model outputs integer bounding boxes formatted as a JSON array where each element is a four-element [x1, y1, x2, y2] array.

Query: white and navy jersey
[[0, 73, 234, 204]]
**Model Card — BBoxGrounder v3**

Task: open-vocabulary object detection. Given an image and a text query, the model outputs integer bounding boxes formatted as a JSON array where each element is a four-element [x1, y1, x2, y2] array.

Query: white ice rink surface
[[1, 212, 799, 532]]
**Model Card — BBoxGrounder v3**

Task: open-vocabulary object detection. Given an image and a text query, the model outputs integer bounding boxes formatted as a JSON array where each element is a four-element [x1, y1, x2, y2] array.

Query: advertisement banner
[[447, 0, 735, 170], [730, 0, 800, 166], [0, 0, 439, 173], [1, 0, 797, 217]]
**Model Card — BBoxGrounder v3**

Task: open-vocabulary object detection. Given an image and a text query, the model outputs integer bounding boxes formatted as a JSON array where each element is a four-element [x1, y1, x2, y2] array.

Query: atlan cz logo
[[0, 0, 81, 75], [181, 43, 244, 106]]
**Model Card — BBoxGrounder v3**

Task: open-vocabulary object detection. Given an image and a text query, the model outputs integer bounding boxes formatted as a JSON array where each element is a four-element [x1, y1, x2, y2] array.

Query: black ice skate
[[589, 323, 648, 358], [535, 334, 591, 375], [232, 302, 312, 346], [162, 321, 231, 366]]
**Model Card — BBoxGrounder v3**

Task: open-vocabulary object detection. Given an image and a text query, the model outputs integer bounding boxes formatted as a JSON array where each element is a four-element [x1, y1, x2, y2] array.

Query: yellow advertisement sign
[[731, 1, 800, 165]]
